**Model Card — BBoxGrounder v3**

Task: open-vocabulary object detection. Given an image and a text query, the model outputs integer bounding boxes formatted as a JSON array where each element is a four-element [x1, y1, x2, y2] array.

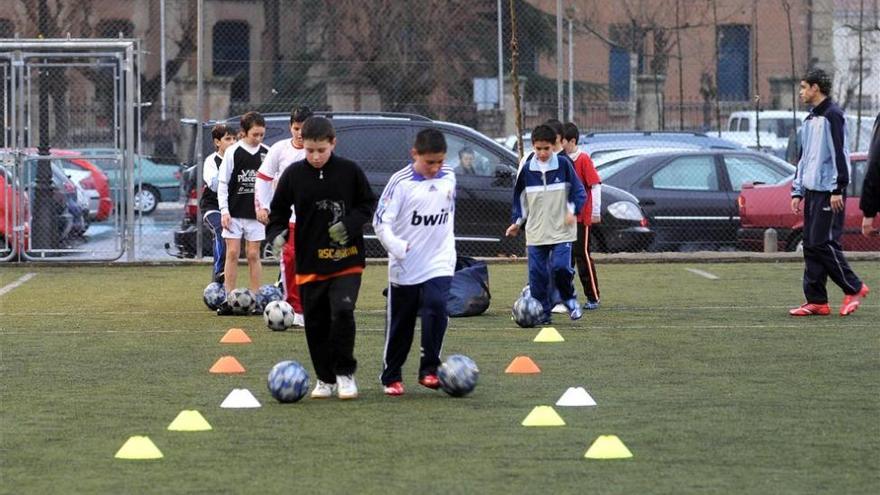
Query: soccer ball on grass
[[267, 360, 310, 403], [263, 300, 296, 331], [228, 288, 256, 315], [203, 282, 226, 310], [437, 354, 479, 397], [511, 294, 543, 328]]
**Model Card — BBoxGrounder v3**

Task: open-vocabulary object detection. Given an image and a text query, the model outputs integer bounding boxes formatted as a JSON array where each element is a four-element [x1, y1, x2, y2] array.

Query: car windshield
[[596, 155, 647, 180]]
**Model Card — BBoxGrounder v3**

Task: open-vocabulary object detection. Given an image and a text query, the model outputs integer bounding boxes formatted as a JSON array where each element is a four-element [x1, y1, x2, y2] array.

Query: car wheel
[[786, 232, 803, 253], [134, 185, 160, 215]]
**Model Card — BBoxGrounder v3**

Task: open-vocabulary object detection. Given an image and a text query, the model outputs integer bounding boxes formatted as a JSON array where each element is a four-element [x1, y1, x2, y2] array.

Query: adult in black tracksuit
[[267, 117, 375, 400], [859, 114, 880, 237]]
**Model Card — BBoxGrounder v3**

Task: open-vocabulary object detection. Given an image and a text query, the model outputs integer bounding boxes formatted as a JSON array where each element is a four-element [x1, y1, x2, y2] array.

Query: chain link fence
[[1, 0, 878, 263]]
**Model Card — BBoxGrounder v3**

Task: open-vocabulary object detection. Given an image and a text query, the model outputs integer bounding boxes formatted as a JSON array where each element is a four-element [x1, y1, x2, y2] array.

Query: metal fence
[[1, 0, 878, 263]]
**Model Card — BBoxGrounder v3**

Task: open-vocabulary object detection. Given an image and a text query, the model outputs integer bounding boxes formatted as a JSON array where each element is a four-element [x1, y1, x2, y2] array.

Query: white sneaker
[[310, 380, 336, 399], [336, 374, 358, 400], [551, 303, 568, 314], [292, 312, 305, 327]]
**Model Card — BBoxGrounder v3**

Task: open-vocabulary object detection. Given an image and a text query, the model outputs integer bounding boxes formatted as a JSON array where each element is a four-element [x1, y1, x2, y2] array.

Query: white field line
[[0, 322, 877, 335], [0, 273, 36, 297], [685, 268, 720, 280]]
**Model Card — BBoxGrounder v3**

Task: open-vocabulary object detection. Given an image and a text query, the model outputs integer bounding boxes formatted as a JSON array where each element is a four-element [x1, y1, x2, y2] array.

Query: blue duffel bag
[[446, 257, 490, 317]]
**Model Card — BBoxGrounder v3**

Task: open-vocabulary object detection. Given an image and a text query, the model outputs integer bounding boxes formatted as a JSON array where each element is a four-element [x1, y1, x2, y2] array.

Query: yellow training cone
[[584, 435, 633, 459], [167, 410, 213, 431], [533, 327, 564, 342], [521, 406, 565, 426], [114, 436, 164, 460]]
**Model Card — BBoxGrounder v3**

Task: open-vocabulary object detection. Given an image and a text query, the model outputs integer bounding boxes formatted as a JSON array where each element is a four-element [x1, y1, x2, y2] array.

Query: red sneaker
[[418, 374, 441, 390], [840, 283, 870, 316], [383, 381, 405, 396], [789, 303, 831, 316]]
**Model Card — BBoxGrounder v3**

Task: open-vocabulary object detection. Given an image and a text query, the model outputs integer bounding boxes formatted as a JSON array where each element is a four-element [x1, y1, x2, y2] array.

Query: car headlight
[[606, 201, 644, 221]]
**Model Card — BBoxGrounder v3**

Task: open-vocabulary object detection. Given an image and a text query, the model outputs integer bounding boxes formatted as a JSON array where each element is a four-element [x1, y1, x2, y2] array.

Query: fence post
[[763, 228, 778, 253]]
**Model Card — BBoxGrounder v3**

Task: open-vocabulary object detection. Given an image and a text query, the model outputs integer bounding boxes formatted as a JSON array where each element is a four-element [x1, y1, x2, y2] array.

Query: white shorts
[[222, 217, 266, 241]]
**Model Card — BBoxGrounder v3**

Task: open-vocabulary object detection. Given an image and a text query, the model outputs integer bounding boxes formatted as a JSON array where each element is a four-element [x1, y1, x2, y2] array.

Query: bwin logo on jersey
[[411, 209, 450, 226]]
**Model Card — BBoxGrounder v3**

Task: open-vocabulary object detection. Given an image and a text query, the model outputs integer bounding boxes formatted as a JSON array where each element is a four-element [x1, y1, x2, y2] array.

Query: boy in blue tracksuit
[[506, 124, 587, 323], [789, 68, 869, 317]]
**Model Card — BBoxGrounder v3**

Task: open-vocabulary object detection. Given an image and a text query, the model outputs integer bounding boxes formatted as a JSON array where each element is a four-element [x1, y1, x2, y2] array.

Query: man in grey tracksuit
[[789, 69, 869, 317]]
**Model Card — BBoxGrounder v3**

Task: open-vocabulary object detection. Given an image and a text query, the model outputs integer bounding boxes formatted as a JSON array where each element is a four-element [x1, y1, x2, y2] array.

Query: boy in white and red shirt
[[563, 122, 602, 310], [255, 106, 313, 326]]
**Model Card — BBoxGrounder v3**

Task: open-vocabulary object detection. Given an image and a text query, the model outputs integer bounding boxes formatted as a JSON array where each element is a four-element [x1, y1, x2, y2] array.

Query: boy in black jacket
[[267, 117, 375, 400]]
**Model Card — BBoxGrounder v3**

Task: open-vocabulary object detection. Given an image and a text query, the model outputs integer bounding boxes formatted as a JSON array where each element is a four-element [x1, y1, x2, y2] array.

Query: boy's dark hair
[[459, 147, 474, 157], [413, 128, 447, 154], [802, 68, 832, 96], [290, 106, 314, 124], [240, 111, 266, 133], [544, 119, 564, 138], [211, 124, 233, 142], [562, 122, 579, 142], [301, 116, 336, 142], [531, 124, 557, 145]]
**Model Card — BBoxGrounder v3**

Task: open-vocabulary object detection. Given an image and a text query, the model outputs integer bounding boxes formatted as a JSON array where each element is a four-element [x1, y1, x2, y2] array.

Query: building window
[[717, 25, 750, 101], [609, 46, 631, 101], [96, 19, 134, 38], [0, 19, 13, 38], [213, 21, 250, 102]]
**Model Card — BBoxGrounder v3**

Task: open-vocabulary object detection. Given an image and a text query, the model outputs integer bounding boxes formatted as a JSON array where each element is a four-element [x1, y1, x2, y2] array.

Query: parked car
[[21, 157, 85, 243], [73, 149, 181, 214], [737, 152, 879, 251], [599, 149, 795, 251], [171, 112, 654, 257], [0, 163, 30, 253], [579, 131, 743, 160], [53, 150, 113, 221]]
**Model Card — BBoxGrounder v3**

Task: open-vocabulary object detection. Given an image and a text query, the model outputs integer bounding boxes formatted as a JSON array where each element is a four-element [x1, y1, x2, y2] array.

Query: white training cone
[[220, 388, 262, 408], [556, 387, 597, 407]]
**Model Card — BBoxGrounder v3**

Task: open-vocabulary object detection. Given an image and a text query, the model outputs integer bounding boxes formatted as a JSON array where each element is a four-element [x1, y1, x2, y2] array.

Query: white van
[[727, 110, 874, 152]]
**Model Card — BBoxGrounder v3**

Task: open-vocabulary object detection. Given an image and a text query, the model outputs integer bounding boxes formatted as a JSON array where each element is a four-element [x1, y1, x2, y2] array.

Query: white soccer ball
[[263, 300, 295, 331], [267, 360, 310, 403], [228, 288, 256, 315]]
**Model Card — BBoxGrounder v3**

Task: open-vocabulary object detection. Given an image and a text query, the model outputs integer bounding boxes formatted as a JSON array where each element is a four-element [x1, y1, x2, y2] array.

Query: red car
[[0, 163, 31, 252], [738, 152, 880, 251], [54, 149, 113, 221]]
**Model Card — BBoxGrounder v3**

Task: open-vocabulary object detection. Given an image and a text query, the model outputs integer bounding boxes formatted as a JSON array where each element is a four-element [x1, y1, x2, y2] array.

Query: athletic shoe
[[292, 312, 305, 327], [213, 271, 225, 284], [216, 301, 234, 316], [310, 380, 336, 399], [583, 300, 600, 310], [537, 316, 552, 326], [566, 299, 583, 320], [383, 381, 405, 396], [336, 375, 358, 400], [788, 303, 831, 316], [418, 374, 441, 390], [250, 303, 264, 316], [551, 303, 568, 314], [840, 283, 870, 316]]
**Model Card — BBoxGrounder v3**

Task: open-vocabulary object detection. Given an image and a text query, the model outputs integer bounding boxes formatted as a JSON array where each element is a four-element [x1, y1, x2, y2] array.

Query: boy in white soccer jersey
[[216, 111, 269, 316], [255, 106, 312, 326], [373, 129, 457, 396]]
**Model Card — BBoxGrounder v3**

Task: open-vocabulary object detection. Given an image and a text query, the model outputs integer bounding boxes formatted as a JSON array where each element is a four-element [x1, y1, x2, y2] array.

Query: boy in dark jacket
[[859, 114, 880, 237], [267, 117, 375, 400]]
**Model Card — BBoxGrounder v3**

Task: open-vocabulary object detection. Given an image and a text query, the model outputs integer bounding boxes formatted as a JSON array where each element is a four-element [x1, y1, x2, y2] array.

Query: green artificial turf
[[1, 262, 877, 494]]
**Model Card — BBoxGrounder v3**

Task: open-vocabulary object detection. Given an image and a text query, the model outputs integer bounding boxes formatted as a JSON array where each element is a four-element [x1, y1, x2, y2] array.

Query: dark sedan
[[598, 150, 795, 251]]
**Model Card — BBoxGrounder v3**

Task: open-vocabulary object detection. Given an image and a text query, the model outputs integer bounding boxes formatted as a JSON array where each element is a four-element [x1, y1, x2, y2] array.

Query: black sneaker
[[250, 303, 264, 316], [216, 301, 234, 316], [213, 271, 225, 284]]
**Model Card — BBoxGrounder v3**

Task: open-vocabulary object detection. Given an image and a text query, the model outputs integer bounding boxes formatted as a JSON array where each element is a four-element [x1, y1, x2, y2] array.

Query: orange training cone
[[505, 355, 541, 374], [209, 356, 246, 374], [220, 328, 252, 344]]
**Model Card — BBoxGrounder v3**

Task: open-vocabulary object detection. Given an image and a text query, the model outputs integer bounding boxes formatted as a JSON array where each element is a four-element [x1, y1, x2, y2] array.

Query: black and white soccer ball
[[267, 360, 310, 403], [512, 294, 543, 328], [203, 282, 226, 310], [263, 300, 295, 331], [228, 288, 256, 315], [257, 283, 283, 308], [437, 354, 479, 397]]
